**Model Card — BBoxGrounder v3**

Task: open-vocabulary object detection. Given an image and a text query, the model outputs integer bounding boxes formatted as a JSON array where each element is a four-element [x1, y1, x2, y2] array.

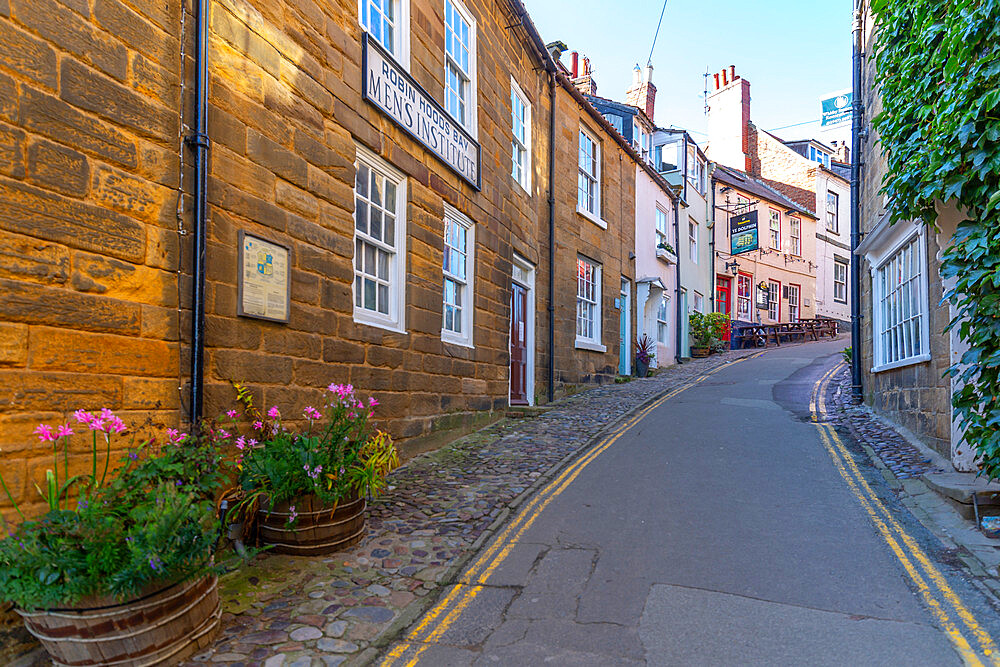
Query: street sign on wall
[[821, 91, 852, 126], [755, 282, 770, 310], [730, 211, 759, 256]]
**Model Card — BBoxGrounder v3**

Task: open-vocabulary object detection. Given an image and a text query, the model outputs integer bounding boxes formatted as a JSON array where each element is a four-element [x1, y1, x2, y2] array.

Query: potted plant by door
[[228, 383, 399, 556], [689, 312, 731, 357], [635, 334, 656, 378], [0, 412, 229, 666]]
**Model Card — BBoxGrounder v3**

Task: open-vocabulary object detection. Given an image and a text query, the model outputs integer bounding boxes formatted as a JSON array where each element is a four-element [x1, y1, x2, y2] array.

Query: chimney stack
[[625, 62, 657, 123], [833, 140, 850, 164], [706, 65, 753, 173], [571, 54, 598, 95]]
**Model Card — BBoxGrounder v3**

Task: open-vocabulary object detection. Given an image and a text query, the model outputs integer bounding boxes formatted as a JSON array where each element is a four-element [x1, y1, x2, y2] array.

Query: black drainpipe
[[673, 193, 683, 364], [186, 0, 210, 428], [546, 70, 557, 402], [850, 1, 863, 403], [709, 172, 717, 314]]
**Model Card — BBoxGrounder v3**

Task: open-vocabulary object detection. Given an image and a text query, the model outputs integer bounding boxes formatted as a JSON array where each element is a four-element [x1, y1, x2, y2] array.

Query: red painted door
[[716, 276, 732, 343], [510, 283, 528, 405]]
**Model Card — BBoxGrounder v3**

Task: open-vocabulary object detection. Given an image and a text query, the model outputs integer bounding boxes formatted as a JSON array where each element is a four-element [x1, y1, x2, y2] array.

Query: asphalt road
[[383, 340, 1000, 666]]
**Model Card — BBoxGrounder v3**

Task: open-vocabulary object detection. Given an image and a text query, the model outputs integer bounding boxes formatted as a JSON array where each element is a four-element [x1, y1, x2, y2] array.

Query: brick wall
[[748, 124, 819, 214], [0, 0, 185, 518]]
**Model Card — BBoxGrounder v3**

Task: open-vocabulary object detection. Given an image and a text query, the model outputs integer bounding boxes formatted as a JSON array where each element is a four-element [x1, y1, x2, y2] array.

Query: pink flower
[[99, 408, 115, 420], [253, 420, 264, 431], [348, 412, 357, 420], [34, 424, 55, 442], [73, 409, 92, 425], [303, 406, 322, 420], [56, 424, 74, 438], [235, 436, 246, 450], [368, 397, 379, 408], [165, 428, 183, 444], [368, 410, 374, 419], [247, 438, 258, 447], [267, 406, 280, 419], [226, 410, 238, 419], [108, 417, 127, 434], [327, 383, 355, 399], [217, 429, 231, 440]]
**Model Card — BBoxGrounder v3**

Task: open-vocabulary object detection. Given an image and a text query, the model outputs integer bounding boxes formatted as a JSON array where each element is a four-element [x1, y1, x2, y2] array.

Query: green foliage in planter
[[229, 383, 399, 526], [871, 0, 1000, 477], [0, 415, 228, 611], [690, 311, 730, 348]]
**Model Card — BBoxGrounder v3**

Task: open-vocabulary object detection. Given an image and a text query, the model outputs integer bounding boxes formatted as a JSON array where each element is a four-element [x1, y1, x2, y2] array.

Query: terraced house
[[0, 0, 647, 518]]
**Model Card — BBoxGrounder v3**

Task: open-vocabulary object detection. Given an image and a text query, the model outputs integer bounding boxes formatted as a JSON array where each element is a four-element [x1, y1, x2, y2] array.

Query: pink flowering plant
[[227, 382, 399, 527], [0, 410, 232, 611]]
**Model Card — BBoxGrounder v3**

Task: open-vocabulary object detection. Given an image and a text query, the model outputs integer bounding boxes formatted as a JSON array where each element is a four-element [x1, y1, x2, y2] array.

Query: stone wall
[[858, 9, 952, 459], [0, 0, 185, 518], [0, 0, 643, 518]]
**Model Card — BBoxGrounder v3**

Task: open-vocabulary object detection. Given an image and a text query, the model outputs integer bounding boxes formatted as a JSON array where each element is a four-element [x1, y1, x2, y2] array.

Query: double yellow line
[[812, 363, 999, 666], [379, 352, 765, 666]]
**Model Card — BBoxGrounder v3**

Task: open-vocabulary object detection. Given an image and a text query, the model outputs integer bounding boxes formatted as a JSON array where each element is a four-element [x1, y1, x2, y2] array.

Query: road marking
[[380, 352, 766, 666], [812, 363, 999, 666]]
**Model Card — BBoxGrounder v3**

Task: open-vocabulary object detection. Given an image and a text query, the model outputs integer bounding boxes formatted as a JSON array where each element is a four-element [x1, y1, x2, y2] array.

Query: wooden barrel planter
[[258, 493, 366, 556], [690, 346, 710, 358], [17, 575, 220, 667]]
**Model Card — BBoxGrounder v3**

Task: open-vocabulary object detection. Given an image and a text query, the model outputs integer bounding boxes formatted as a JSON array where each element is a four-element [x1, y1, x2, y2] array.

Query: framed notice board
[[238, 231, 291, 323]]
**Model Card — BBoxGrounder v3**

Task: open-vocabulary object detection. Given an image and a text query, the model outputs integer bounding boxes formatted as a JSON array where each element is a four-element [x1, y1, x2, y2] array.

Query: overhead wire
[[647, 0, 669, 66]]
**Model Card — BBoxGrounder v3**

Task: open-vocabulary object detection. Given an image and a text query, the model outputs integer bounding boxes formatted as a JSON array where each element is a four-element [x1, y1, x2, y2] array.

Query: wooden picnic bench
[[736, 320, 838, 348]]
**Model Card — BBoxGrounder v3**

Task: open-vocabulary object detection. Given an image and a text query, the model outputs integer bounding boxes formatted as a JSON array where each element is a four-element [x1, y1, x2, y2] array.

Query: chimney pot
[[645, 63, 654, 84], [584, 56, 590, 74], [713, 72, 720, 89], [730, 65, 736, 81], [721, 69, 728, 86], [571, 51, 579, 78]]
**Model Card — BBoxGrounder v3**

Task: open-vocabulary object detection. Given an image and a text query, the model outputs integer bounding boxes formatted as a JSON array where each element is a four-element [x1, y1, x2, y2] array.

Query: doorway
[[509, 256, 535, 405], [619, 278, 631, 376]]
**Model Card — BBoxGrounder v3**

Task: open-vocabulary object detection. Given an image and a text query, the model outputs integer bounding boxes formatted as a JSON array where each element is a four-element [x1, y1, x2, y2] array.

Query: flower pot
[[258, 493, 366, 556], [635, 359, 650, 378], [691, 346, 710, 358], [17, 575, 220, 667]]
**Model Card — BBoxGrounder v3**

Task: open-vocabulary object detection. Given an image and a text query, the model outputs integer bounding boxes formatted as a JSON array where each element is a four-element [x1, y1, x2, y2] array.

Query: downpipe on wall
[[850, 2, 864, 403]]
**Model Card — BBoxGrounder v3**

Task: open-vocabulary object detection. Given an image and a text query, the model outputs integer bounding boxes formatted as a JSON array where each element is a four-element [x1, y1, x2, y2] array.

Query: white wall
[[814, 171, 851, 322], [635, 165, 677, 367]]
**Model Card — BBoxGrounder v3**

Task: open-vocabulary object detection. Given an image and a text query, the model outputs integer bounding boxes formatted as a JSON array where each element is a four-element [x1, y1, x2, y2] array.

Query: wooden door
[[716, 276, 732, 316], [509, 283, 528, 405]]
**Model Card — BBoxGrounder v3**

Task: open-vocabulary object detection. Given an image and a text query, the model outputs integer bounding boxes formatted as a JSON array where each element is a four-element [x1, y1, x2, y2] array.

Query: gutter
[[185, 0, 210, 428], [850, 2, 864, 402]]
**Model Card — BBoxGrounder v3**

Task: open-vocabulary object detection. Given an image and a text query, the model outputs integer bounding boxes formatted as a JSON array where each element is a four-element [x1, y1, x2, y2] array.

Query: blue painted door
[[619, 279, 630, 375]]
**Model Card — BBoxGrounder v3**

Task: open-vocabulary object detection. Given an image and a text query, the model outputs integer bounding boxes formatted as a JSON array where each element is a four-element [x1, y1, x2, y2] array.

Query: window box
[[656, 247, 677, 264]]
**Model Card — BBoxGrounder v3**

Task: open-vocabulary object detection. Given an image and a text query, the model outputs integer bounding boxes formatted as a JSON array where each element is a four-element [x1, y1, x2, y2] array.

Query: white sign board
[[363, 34, 481, 189], [238, 232, 290, 323]]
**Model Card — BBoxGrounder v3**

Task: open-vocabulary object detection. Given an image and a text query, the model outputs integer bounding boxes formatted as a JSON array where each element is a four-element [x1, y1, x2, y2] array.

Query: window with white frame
[[444, 0, 475, 133], [656, 297, 669, 344], [688, 218, 698, 263], [769, 209, 781, 250], [354, 149, 406, 331], [442, 207, 474, 346], [693, 291, 704, 313], [603, 113, 623, 135], [737, 274, 752, 321], [360, 0, 407, 64], [834, 259, 848, 303], [827, 191, 839, 233], [655, 206, 670, 253], [809, 145, 831, 168], [576, 256, 602, 347], [875, 235, 927, 368], [578, 127, 601, 221], [767, 280, 780, 321], [734, 195, 750, 215], [789, 217, 801, 255], [788, 284, 800, 322], [510, 79, 531, 192]]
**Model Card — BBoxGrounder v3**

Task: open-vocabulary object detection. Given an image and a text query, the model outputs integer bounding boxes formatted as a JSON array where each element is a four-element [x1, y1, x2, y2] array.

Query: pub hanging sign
[[362, 33, 481, 190], [730, 210, 759, 256]]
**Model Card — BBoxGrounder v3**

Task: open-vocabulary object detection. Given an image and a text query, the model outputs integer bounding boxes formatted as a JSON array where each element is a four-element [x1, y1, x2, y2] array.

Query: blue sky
[[523, 0, 852, 143]]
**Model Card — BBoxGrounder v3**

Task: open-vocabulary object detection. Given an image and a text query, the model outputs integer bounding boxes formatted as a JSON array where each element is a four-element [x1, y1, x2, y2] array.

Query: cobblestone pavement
[[829, 366, 945, 480], [171, 349, 762, 667]]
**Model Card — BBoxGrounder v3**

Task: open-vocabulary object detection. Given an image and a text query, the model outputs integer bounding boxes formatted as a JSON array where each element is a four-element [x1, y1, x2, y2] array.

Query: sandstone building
[[0, 0, 649, 517]]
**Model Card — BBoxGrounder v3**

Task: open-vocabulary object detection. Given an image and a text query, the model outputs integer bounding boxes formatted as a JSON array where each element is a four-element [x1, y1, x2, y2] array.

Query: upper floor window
[[734, 194, 750, 215], [603, 113, 623, 135], [442, 206, 475, 346], [655, 141, 679, 172], [633, 120, 649, 157], [360, 0, 408, 65], [655, 206, 670, 254], [510, 79, 531, 192], [789, 217, 801, 256], [827, 191, 839, 233], [444, 0, 476, 134], [808, 145, 831, 168], [769, 209, 781, 250], [578, 127, 602, 224], [834, 259, 848, 303], [354, 147, 407, 332], [693, 291, 705, 313], [688, 155, 706, 194], [688, 218, 698, 263]]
